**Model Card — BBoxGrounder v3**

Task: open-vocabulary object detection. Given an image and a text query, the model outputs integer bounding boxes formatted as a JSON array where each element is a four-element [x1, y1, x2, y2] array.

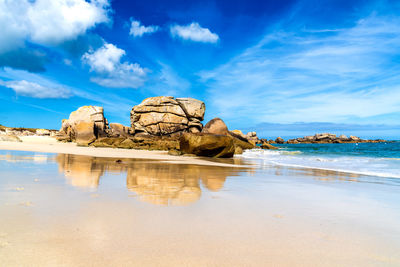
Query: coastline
[[0, 137, 247, 168]]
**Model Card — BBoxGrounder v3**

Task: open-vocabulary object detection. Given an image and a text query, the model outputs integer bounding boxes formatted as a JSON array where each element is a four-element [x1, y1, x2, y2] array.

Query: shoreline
[[0, 137, 248, 168]]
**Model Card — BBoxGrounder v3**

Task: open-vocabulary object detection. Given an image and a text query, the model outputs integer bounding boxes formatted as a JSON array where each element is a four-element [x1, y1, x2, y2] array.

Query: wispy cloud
[[82, 43, 147, 88], [0, 67, 73, 99], [129, 20, 159, 37], [170, 22, 219, 43], [200, 15, 400, 126], [0, 79, 71, 99]]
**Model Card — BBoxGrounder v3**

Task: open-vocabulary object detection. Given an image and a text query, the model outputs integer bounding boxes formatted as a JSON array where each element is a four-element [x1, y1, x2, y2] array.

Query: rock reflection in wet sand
[[55, 154, 246, 205]]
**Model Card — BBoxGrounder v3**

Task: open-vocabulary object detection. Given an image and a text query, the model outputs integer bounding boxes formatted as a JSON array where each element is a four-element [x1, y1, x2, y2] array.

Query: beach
[[1, 140, 400, 266], [0, 137, 245, 168]]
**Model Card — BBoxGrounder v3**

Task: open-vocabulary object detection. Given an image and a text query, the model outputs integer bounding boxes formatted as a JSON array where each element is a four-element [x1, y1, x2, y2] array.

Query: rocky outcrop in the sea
[[57, 106, 109, 143], [273, 133, 386, 144], [130, 96, 205, 136]]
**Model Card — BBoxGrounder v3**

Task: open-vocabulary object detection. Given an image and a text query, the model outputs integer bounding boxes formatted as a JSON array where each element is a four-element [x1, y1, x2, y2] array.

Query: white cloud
[[82, 43, 125, 73], [170, 22, 219, 43], [0, 0, 110, 53], [129, 20, 159, 37], [200, 15, 400, 126], [0, 79, 72, 99], [82, 43, 147, 88]]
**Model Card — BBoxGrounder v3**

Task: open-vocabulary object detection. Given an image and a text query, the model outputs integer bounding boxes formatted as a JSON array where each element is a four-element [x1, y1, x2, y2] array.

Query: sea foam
[[239, 148, 400, 179]]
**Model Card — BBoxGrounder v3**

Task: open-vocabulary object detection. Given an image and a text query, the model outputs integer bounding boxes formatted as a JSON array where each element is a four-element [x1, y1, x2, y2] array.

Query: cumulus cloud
[[0, 80, 72, 99], [170, 22, 219, 43], [82, 43, 146, 88], [0, 0, 110, 53], [129, 20, 159, 37]]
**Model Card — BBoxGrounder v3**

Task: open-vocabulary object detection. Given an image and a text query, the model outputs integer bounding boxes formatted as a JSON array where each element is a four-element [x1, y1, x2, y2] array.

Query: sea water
[[240, 141, 400, 178]]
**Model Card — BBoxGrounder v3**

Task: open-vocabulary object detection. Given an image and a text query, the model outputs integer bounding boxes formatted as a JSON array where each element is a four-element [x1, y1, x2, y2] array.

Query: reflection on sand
[[54, 153, 377, 205], [56, 154, 105, 188], [55, 154, 246, 205], [0, 153, 51, 164]]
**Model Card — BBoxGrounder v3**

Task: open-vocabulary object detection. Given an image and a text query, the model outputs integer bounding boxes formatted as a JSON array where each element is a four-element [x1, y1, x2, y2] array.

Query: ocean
[[240, 141, 400, 179]]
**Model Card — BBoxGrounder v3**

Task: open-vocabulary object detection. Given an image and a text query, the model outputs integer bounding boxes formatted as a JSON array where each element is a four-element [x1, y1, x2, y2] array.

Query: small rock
[[168, 149, 183, 156]]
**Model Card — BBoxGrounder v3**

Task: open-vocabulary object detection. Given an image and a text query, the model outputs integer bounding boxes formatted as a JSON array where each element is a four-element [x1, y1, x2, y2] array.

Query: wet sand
[[0, 151, 400, 266]]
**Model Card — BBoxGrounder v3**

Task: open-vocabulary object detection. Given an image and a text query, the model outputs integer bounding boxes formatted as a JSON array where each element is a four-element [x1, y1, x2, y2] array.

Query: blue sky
[[0, 0, 400, 138]]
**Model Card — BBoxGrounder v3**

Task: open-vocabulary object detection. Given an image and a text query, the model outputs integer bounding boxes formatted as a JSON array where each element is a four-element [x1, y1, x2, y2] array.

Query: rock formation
[[109, 123, 132, 137], [179, 132, 235, 158], [130, 96, 205, 136], [245, 131, 259, 144], [75, 121, 97, 146], [283, 133, 385, 144], [57, 106, 108, 142], [202, 117, 229, 135]]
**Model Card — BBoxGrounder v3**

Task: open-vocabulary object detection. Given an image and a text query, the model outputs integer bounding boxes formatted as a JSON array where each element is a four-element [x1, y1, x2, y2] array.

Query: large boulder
[[75, 121, 96, 146], [130, 96, 205, 136], [202, 118, 229, 135], [179, 133, 235, 158], [203, 120, 255, 153], [58, 106, 108, 141], [275, 137, 284, 144]]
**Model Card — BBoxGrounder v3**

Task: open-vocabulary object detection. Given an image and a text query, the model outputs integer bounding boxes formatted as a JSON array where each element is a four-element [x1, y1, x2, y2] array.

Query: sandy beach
[[1, 142, 400, 266], [0, 137, 245, 168]]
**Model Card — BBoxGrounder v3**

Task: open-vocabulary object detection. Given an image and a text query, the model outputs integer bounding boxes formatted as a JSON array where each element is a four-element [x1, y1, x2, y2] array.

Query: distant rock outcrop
[[283, 133, 385, 144], [130, 96, 205, 136]]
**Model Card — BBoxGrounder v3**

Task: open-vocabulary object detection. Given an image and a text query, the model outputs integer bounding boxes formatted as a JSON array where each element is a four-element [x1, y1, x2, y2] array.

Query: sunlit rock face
[[57, 106, 109, 142], [55, 154, 242, 205], [130, 96, 205, 136]]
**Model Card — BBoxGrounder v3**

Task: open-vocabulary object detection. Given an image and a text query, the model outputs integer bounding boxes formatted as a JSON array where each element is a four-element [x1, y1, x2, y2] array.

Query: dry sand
[[0, 136, 245, 168]]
